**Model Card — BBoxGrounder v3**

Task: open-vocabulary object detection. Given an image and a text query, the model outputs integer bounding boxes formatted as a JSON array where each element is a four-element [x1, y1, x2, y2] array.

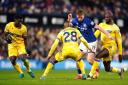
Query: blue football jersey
[[71, 17, 96, 43]]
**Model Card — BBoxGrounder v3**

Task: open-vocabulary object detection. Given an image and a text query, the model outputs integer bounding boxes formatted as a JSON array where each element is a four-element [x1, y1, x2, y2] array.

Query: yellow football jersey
[[95, 22, 122, 55], [4, 22, 27, 44], [48, 27, 90, 57], [57, 27, 82, 50]]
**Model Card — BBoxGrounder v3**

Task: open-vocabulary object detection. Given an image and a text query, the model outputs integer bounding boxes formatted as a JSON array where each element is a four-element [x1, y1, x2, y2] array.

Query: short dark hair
[[77, 9, 85, 15]]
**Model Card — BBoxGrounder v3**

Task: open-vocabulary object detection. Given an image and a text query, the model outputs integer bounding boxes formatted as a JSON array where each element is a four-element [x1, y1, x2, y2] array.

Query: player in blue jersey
[[67, 9, 113, 79]]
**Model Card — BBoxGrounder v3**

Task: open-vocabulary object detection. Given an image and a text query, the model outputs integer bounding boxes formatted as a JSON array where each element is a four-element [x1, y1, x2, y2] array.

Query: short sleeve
[[76, 29, 82, 39], [57, 30, 63, 41], [99, 23, 103, 27], [88, 18, 95, 28], [23, 25, 27, 36], [4, 23, 10, 32]]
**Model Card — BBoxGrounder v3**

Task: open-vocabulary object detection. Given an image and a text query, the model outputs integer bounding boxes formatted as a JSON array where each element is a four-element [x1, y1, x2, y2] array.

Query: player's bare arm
[[95, 24, 114, 40], [47, 39, 59, 59]]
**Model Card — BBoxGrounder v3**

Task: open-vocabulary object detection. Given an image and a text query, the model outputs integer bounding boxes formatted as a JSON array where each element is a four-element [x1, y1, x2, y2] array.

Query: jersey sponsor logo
[[106, 29, 112, 33], [77, 24, 87, 31]]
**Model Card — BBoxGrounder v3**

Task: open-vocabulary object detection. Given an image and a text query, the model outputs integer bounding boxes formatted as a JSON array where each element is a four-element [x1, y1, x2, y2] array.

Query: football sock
[[111, 67, 121, 73], [14, 63, 23, 74], [89, 59, 100, 76], [23, 59, 30, 72], [42, 62, 53, 77], [77, 68, 82, 74], [77, 59, 85, 75]]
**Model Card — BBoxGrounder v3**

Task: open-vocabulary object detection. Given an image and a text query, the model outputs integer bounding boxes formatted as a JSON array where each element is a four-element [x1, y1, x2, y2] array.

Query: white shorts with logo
[[79, 40, 97, 53]]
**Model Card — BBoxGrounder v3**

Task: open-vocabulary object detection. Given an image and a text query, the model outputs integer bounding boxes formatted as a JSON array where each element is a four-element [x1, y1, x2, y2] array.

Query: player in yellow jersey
[[87, 10, 124, 79], [4, 15, 35, 78], [40, 21, 92, 80]]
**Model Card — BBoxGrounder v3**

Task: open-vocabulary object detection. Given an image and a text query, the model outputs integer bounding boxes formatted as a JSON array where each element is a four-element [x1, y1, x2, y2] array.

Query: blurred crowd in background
[[0, 0, 128, 17], [0, 0, 128, 60], [0, 27, 128, 60]]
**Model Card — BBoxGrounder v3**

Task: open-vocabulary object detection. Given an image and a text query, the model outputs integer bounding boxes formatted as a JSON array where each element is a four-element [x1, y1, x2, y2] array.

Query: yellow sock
[[23, 59, 30, 72], [89, 60, 100, 76], [111, 67, 120, 73], [14, 64, 23, 74], [42, 62, 53, 77], [77, 60, 85, 75]]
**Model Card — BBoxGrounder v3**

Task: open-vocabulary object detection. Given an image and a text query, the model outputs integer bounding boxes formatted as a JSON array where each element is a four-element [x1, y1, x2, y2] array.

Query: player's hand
[[118, 55, 122, 63], [108, 35, 115, 40], [67, 12, 72, 22]]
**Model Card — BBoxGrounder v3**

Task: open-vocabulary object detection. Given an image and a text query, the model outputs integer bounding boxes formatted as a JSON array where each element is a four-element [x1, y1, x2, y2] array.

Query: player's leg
[[102, 45, 125, 79], [103, 60, 124, 79], [103, 61, 121, 72], [76, 59, 87, 79], [87, 52, 100, 79], [9, 56, 24, 77], [18, 43, 35, 78], [88, 48, 109, 78], [75, 41, 99, 79], [8, 44, 24, 78], [74, 42, 87, 79], [87, 41, 100, 78], [19, 54, 35, 78], [40, 52, 61, 80]]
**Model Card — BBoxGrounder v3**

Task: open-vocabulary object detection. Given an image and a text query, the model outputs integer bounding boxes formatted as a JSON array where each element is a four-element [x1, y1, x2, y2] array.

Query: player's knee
[[95, 48, 109, 59], [9, 56, 17, 65]]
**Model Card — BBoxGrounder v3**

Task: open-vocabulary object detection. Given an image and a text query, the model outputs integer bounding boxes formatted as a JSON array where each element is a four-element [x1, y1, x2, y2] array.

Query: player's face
[[77, 14, 84, 22], [105, 14, 112, 23], [15, 19, 23, 27]]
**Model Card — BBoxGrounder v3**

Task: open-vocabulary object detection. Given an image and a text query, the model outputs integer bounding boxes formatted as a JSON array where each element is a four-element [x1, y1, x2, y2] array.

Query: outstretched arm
[[47, 39, 59, 58], [95, 24, 114, 40]]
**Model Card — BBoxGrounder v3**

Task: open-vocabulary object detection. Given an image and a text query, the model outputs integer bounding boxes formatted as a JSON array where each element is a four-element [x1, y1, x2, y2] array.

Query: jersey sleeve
[[48, 31, 62, 57], [4, 23, 10, 32], [76, 29, 82, 38], [94, 30, 101, 38], [115, 28, 122, 55], [88, 18, 95, 28], [23, 25, 27, 36], [57, 30, 63, 41]]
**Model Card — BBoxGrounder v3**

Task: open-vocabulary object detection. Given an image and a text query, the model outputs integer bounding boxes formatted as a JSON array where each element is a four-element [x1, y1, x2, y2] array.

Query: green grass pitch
[[0, 70, 127, 85]]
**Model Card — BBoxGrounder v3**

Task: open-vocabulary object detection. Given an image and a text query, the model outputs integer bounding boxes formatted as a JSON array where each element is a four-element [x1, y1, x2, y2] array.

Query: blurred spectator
[[1, 0, 128, 17], [0, 26, 128, 60]]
